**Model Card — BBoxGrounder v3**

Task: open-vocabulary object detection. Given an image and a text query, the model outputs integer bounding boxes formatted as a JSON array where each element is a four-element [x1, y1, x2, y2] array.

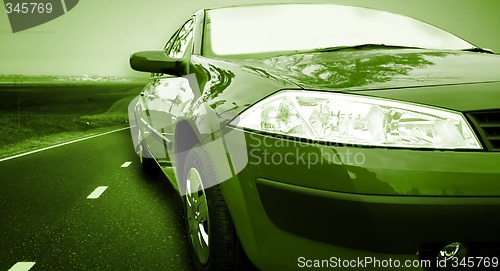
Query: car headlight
[[230, 90, 482, 149]]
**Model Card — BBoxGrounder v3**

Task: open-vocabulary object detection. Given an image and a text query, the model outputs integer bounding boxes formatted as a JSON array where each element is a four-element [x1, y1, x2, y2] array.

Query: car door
[[142, 18, 196, 164]]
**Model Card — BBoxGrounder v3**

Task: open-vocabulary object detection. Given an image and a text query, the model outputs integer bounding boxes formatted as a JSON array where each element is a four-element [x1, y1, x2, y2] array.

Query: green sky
[[1, 0, 500, 77]]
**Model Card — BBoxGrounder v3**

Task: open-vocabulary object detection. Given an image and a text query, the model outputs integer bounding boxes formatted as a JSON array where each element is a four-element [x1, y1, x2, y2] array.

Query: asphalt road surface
[[0, 129, 195, 271]]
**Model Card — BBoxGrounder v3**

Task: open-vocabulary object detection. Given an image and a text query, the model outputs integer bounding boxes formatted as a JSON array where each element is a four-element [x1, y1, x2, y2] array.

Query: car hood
[[237, 49, 500, 111], [241, 49, 500, 90]]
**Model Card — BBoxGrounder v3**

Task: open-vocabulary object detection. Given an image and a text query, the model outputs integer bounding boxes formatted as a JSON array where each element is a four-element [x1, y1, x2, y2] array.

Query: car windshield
[[205, 4, 474, 57]]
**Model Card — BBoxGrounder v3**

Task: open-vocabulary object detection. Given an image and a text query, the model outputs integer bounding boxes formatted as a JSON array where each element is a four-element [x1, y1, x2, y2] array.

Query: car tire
[[182, 147, 253, 271], [137, 128, 156, 172]]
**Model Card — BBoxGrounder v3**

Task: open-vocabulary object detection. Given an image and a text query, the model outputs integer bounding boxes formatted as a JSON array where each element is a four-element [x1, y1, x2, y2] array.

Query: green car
[[128, 4, 500, 271]]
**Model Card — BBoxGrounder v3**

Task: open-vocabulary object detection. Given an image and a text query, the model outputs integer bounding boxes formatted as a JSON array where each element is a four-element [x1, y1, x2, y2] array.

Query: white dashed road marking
[[87, 186, 109, 199], [8, 262, 36, 271], [121, 161, 132, 168]]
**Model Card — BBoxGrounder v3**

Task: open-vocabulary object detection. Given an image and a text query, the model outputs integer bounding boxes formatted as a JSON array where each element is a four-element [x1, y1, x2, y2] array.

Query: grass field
[[0, 82, 145, 158]]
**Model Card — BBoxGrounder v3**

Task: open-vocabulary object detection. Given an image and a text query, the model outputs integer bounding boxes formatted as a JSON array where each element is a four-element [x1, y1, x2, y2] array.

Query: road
[[0, 129, 195, 270]]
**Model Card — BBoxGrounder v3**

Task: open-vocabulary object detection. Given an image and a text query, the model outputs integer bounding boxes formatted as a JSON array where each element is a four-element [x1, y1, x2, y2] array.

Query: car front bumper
[[215, 128, 500, 270]]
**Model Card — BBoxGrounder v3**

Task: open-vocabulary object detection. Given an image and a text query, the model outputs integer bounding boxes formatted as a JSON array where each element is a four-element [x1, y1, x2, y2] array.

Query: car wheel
[[137, 128, 156, 172], [183, 147, 252, 271]]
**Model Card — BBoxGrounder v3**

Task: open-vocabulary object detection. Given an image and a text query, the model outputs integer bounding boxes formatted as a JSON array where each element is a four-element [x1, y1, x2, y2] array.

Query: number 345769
[[5, 2, 53, 14]]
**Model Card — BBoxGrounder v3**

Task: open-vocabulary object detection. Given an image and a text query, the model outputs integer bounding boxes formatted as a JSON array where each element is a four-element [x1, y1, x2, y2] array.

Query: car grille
[[467, 110, 500, 151]]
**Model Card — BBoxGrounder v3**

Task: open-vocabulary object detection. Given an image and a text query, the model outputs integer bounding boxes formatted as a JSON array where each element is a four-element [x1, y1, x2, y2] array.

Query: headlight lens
[[230, 90, 482, 149]]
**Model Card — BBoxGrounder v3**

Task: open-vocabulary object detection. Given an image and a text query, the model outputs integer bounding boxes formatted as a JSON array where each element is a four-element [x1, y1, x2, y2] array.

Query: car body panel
[[221, 172, 500, 271], [236, 129, 500, 197], [354, 81, 500, 112], [236, 50, 500, 91]]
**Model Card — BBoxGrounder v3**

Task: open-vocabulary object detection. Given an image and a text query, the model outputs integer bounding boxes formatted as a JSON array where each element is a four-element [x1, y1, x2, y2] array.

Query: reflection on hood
[[243, 50, 500, 90]]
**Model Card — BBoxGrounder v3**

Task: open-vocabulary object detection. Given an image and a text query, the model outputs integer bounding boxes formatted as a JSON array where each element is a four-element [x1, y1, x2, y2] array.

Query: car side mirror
[[130, 50, 182, 75]]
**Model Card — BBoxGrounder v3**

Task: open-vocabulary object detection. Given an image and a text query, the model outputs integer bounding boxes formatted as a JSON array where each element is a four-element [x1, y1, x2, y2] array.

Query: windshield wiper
[[462, 47, 495, 54], [274, 44, 424, 58], [312, 44, 424, 53]]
